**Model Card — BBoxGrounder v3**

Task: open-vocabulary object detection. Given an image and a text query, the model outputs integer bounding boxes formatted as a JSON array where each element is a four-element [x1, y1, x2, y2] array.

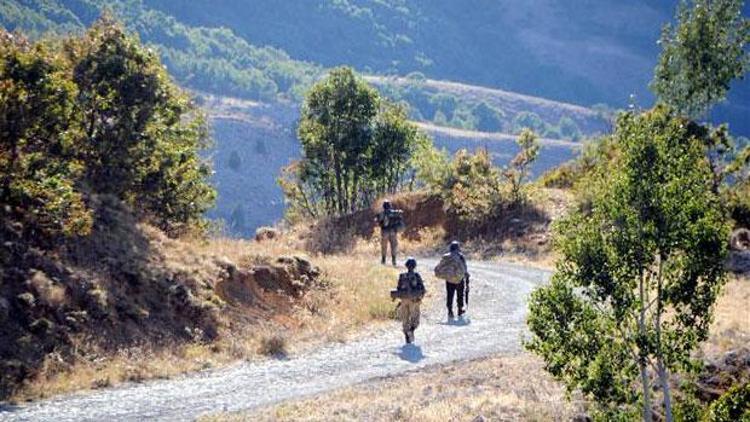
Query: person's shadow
[[397, 344, 425, 363], [438, 316, 471, 326]]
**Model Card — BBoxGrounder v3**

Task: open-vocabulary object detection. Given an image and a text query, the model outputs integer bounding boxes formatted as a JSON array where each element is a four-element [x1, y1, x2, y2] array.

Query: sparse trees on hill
[[285, 67, 425, 218], [526, 106, 729, 420], [651, 0, 750, 119]]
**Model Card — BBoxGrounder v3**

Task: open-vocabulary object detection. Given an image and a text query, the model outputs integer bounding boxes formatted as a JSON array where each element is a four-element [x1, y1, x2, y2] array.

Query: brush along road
[[0, 260, 549, 422]]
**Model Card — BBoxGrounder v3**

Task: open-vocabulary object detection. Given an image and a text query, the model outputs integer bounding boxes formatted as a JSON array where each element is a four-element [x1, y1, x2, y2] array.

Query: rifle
[[464, 273, 470, 306]]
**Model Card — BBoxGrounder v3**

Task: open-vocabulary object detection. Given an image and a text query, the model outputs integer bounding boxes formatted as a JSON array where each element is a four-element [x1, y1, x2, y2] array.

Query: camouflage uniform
[[396, 271, 425, 343], [377, 211, 399, 265]]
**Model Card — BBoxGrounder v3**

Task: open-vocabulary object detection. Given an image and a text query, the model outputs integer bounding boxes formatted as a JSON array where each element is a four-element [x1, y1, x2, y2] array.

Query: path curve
[[0, 260, 550, 422]]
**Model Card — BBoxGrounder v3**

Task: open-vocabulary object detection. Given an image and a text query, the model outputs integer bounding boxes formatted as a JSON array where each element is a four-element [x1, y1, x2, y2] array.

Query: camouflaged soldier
[[391, 257, 425, 344], [375, 200, 404, 266]]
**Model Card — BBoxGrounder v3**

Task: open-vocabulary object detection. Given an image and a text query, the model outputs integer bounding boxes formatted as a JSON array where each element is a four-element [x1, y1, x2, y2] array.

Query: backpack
[[383, 209, 405, 231], [434, 254, 466, 284]]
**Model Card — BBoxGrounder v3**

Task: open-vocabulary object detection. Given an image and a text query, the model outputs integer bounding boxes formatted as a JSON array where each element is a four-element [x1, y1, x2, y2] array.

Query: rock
[[725, 251, 750, 273], [16, 292, 35, 308], [730, 228, 750, 251], [255, 226, 279, 242]]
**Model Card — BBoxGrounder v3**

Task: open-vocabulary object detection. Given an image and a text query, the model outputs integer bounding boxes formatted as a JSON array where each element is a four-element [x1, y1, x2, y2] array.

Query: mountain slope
[[144, 0, 750, 135]]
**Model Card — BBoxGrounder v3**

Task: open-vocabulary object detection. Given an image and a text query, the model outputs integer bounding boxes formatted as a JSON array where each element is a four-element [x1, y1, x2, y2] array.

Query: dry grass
[[203, 353, 583, 422], [11, 230, 403, 403], [703, 275, 750, 355], [16, 342, 230, 401]]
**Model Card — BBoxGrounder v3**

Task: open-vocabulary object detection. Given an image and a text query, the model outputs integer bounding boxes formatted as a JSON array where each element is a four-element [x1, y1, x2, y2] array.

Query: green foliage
[[0, 31, 92, 239], [540, 135, 618, 189], [526, 106, 730, 418], [472, 101, 505, 132], [228, 150, 242, 171], [503, 129, 540, 204], [0, 19, 215, 240], [513, 111, 547, 134], [287, 67, 425, 218], [440, 149, 505, 225], [70, 17, 215, 233], [651, 0, 750, 118], [706, 383, 750, 422], [1, 0, 322, 102], [558, 116, 582, 141], [409, 133, 450, 190]]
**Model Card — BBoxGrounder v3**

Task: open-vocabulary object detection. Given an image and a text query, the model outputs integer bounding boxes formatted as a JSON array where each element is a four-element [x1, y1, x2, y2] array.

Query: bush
[[258, 334, 287, 357], [441, 149, 504, 225], [706, 383, 750, 422], [0, 19, 216, 240]]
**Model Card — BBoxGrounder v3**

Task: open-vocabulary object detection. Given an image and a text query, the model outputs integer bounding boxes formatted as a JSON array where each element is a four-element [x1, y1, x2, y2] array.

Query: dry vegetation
[[8, 213, 403, 402], [203, 354, 583, 422], [200, 277, 750, 422]]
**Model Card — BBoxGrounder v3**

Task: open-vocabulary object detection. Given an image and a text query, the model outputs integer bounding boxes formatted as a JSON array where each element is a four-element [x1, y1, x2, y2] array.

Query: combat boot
[[448, 308, 455, 319], [458, 308, 465, 317]]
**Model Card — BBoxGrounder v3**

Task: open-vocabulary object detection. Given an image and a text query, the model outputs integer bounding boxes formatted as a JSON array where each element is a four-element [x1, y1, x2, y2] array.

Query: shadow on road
[[0, 403, 19, 413], [397, 344, 425, 363], [437, 316, 471, 327]]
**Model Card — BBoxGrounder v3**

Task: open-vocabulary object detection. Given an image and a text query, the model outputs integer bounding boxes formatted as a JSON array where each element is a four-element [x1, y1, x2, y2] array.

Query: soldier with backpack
[[391, 257, 425, 344], [375, 200, 404, 266], [434, 241, 469, 319]]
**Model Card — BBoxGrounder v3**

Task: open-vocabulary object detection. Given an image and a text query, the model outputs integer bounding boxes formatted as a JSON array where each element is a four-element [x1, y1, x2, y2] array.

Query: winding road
[[0, 260, 550, 421]]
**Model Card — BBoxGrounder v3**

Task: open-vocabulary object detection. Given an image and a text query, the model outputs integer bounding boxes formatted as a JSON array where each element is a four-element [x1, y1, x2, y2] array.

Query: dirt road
[[0, 260, 550, 422]]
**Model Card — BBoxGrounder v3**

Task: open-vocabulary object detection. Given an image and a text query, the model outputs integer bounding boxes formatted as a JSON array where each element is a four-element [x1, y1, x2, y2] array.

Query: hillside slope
[[144, 0, 750, 135]]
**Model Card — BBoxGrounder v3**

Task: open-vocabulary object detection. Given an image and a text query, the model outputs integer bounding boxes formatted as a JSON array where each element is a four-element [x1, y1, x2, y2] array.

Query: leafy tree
[[369, 102, 420, 194], [409, 133, 450, 190], [292, 67, 423, 217], [441, 148, 504, 225], [70, 17, 215, 233], [504, 129, 540, 204], [558, 116, 582, 141], [513, 111, 547, 134], [429, 93, 457, 121], [229, 204, 246, 233], [706, 382, 750, 422], [0, 30, 92, 239], [472, 101, 505, 132], [651, 0, 750, 118], [526, 106, 729, 420], [228, 150, 242, 171]]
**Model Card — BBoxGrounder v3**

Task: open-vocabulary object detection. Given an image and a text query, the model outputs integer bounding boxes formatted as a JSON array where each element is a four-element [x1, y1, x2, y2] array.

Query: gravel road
[[0, 260, 550, 422]]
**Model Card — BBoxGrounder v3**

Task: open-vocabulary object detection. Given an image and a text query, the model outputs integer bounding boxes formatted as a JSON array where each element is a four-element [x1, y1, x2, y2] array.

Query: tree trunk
[[639, 272, 653, 422], [655, 256, 673, 421], [657, 359, 673, 422]]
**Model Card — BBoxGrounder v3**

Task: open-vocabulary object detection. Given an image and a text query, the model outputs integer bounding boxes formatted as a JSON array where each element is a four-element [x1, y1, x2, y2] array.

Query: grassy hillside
[[143, 0, 750, 135], [0, 0, 322, 101]]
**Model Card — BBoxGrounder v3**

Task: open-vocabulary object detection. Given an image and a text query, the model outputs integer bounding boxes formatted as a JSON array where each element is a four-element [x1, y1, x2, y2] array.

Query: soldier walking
[[375, 200, 404, 266], [391, 257, 425, 344], [435, 241, 469, 319]]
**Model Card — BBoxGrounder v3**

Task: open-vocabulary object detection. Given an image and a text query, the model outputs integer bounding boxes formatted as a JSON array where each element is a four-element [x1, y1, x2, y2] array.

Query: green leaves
[[651, 0, 750, 118], [0, 31, 92, 239], [527, 106, 729, 417], [0, 18, 216, 240], [289, 67, 424, 218]]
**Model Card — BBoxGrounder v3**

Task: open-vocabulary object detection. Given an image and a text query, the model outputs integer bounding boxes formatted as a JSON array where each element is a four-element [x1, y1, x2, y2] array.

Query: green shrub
[[706, 383, 750, 422]]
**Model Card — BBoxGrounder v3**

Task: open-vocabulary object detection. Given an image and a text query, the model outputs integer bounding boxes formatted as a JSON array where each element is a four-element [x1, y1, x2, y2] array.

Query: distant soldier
[[434, 241, 469, 319], [375, 200, 404, 266], [391, 257, 426, 344]]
